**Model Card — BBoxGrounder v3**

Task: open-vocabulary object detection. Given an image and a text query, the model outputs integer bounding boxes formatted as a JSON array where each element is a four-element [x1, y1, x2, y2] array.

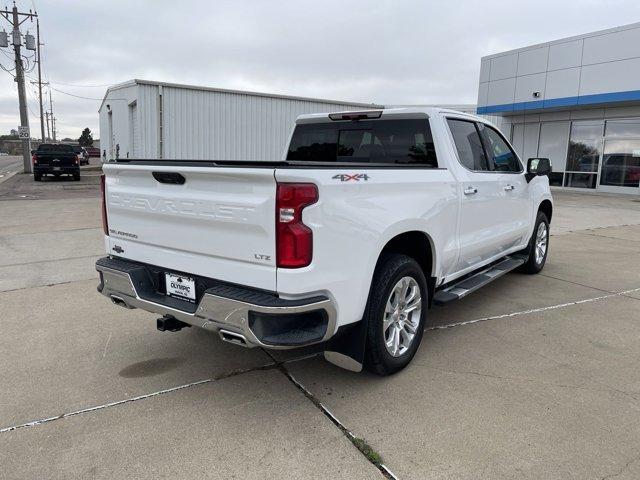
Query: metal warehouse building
[[477, 22, 640, 195], [98, 79, 382, 162]]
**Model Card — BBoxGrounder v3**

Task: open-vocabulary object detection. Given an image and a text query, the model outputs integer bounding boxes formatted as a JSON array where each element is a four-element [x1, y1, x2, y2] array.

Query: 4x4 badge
[[112, 245, 124, 254], [332, 173, 370, 182]]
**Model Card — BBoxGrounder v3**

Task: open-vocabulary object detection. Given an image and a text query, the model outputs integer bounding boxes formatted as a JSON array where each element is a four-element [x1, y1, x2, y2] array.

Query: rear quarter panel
[[274, 167, 458, 331]]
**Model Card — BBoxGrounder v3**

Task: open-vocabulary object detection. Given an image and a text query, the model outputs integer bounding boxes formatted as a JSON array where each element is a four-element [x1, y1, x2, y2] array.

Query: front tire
[[520, 211, 549, 274], [364, 254, 427, 376]]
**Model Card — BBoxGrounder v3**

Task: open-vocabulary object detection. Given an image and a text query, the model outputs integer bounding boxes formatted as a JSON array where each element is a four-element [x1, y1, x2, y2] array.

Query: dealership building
[[477, 22, 640, 195]]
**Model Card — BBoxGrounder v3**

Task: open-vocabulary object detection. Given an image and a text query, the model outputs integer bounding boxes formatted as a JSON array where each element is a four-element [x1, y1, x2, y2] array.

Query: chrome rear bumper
[[96, 257, 336, 349]]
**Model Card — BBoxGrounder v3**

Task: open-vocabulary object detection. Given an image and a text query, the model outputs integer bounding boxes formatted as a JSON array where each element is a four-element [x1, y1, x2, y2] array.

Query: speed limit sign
[[18, 126, 30, 139]]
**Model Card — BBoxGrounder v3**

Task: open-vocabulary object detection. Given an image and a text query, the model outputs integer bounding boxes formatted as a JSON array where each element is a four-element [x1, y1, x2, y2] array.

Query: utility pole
[[48, 89, 56, 141], [0, 4, 38, 173], [45, 111, 50, 140], [35, 18, 45, 142]]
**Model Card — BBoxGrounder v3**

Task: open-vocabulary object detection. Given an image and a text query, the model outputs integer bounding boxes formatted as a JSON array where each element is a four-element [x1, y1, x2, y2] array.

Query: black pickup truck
[[32, 144, 80, 181]]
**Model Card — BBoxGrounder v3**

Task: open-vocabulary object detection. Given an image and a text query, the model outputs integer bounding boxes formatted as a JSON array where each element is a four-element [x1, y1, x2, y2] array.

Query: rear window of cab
[[37, 144, 74, 153], [287, 119, 438, 167]]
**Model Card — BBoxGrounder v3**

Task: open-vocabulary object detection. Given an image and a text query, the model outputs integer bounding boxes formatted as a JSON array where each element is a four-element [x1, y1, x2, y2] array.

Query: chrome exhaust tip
[[218, 329, 249, 347], [110, 295, 133, 309]]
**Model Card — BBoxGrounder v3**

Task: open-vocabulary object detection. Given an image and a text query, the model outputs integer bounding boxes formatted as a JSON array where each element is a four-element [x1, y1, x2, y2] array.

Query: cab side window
[[447, 119, 490, 171], [478, 124, 522, 173]]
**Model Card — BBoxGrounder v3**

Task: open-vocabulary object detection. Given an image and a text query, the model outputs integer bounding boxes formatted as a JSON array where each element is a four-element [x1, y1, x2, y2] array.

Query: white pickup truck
[[96, 107, 553, 375]]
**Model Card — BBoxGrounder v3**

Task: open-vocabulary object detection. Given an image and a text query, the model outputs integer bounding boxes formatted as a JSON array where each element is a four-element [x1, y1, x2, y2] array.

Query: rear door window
[[287, 119, 438, 167], [447, 119, 489, 171]]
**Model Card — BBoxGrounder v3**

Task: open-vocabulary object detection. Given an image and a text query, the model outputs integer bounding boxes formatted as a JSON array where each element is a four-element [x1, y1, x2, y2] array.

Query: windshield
[[287, 118, 438, 167]]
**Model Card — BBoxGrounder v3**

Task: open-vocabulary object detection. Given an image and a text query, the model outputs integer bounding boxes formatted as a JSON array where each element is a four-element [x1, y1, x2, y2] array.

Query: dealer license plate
[[165, 273, 196, 302], [52, 166, 61, 171]]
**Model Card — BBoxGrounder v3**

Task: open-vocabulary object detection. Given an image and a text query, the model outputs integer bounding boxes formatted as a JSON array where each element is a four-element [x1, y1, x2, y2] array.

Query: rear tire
[[73, 173, 81, 181], [520, 211, 549, 274], [33, 173, 41, 182], [364, 254, 427, 376]]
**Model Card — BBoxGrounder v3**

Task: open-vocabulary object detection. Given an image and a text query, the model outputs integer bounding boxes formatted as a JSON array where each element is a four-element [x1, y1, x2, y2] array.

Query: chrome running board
[[433, 255, 527, 305]]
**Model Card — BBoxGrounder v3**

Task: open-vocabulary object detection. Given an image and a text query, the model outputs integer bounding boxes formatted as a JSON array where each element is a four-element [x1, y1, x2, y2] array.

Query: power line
[[0, 61, 15, 75], [49, 80, 113, 88], [49, 86, 103, 100]]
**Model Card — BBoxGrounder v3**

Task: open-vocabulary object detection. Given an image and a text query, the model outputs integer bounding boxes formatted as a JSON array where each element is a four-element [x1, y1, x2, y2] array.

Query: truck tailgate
[[102, 163, 277, 291]]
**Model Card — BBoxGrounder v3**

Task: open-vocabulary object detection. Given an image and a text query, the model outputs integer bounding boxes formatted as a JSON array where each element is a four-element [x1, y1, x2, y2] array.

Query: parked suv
[[72, 146, 90, 166], [96, 108, 552, 375]]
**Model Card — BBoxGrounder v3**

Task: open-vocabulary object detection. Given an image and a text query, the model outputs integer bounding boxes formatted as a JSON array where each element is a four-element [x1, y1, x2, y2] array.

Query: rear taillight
[[32, 154, 37, 164], [276, 183, 318, 268], [100, 174, 109, 235], [74, 155, 79, 165]]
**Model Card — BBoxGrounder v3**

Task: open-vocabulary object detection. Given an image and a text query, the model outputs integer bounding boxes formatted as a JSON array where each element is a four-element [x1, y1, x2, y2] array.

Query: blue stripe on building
[[477, 89, 640, 114]]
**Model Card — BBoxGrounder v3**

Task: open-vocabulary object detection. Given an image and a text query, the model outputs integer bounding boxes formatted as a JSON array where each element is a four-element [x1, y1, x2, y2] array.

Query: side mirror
[[526, 157, 551, 183]]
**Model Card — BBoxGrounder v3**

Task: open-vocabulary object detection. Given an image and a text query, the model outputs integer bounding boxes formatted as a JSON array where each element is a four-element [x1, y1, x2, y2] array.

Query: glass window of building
[[538, 121, 570, 187], [605, 118, 640, 138], [565, 120, 604, 189], [600, 139, 640, 188]]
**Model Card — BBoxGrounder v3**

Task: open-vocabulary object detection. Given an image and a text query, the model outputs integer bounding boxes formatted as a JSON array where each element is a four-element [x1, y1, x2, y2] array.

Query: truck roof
[[295, 106, 484, 124]]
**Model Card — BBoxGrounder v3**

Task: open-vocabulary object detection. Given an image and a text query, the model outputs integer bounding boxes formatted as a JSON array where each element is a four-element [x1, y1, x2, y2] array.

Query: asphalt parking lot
[[1, 171, 639, 479]]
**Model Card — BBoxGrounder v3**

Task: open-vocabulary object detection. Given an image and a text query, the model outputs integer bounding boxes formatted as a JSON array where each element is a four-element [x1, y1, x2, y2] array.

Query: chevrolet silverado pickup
[[32, 143, 80, 181], [96, 108, 553, 375]]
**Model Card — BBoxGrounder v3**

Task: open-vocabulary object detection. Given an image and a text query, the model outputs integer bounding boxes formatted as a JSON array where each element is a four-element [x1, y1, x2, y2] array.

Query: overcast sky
[[1, 0, 639, 140]]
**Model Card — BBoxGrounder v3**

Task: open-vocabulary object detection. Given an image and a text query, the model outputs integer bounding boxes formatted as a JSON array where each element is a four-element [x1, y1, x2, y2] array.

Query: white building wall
[[137, 83, 159, 158], [160, 86, 372, 161], [477, 22, 640, 114], [98, 83, 138, 160], [100, 80, 380, 162]]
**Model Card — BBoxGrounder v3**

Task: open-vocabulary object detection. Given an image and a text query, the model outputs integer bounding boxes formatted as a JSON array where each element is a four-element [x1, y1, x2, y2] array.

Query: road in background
[[0, 155, 22, 184]]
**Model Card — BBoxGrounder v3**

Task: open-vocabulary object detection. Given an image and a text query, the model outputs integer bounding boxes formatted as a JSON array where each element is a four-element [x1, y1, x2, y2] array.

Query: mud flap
[[323, 319, 368, 372]]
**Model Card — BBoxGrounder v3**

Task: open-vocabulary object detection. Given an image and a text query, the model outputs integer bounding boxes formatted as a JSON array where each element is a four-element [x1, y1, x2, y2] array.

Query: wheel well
[[378, 231, 435, 302], [539, 200, 553, 223]]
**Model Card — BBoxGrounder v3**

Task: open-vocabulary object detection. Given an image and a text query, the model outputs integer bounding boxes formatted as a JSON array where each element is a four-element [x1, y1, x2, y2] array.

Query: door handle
[[504, 184, 515, 191], [463, 186, 478, 195]]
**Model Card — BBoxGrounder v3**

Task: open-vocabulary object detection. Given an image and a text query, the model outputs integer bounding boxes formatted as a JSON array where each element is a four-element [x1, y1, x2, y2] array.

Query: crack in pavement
[[0, 278, 96, 293], [601, 453, 640, 479], [426, 286, 640, 332], [578, 232, 640, 244], [0, 253, 103, 268], [0, 353, 327, 435], [477, 329, 640, 405], [539, 273, 640, 303], [262, 349, 398, 480], [539, 273, 619, 295], [419, 365, 640, 404], [0, 362, 279, 434]]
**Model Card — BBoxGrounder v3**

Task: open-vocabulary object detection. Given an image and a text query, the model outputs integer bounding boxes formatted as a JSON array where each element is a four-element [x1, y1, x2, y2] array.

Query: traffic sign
[[18, 126, 30, 139]]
